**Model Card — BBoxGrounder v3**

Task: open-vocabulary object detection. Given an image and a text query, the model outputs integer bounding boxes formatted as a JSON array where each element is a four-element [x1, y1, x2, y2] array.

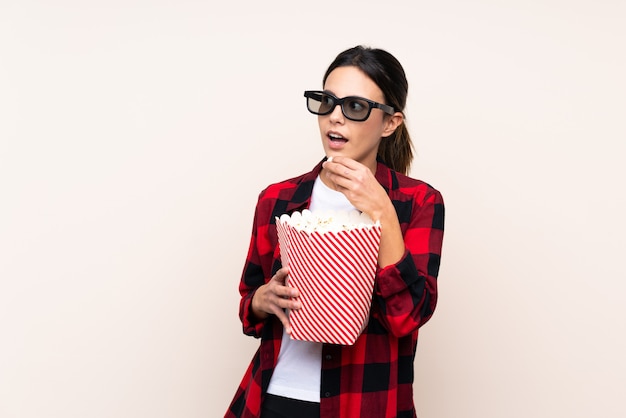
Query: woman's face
[[318, 66, 401, 172]]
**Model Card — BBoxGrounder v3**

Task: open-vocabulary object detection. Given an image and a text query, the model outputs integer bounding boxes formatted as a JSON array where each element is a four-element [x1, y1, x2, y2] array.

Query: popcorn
[[276, 210, 382, 345], [279, 209, 377, 234]]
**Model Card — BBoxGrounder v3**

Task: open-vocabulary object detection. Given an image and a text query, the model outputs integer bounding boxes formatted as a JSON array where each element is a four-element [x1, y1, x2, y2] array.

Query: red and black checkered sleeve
[[238, 188, 280, 338], [238, 179, 301, 337], [373, 184, 445, 337]]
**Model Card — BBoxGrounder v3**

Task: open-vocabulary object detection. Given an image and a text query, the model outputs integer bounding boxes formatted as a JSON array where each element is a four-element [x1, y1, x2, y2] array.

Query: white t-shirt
[[266, 175, 356, 402]]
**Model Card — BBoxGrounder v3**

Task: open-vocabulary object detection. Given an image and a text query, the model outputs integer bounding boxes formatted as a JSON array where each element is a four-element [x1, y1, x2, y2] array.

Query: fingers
[[323, 157, 348, 178], [252, 267, 302, 334], [271, 268, 301, 334], [272, 267, 289, 287], [273, 308, 293, 334], [324, 155, 360, 170], [322, 162, 351, 191], [271, 267, 299, 299], [321, 157, 389, 220], [323, 158, 371, 194], [323, 157, 367, 181]]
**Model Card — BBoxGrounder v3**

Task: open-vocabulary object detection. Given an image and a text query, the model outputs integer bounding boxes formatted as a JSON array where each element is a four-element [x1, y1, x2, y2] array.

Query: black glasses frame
[[303, 90, 395, 122]]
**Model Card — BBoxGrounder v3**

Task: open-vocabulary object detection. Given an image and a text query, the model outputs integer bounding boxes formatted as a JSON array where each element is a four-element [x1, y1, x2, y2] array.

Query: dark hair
[[323, 45, 414, 175]]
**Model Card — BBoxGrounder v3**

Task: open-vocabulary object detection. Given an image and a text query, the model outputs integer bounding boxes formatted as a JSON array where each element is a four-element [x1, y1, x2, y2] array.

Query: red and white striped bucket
[[276, 214, 381, 345]]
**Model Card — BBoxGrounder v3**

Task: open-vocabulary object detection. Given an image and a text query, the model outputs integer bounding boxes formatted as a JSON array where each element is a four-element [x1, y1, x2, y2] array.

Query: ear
[[381, 112, 404, 138]]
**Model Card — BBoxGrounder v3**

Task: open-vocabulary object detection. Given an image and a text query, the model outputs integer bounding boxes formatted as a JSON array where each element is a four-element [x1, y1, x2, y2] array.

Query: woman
[[226, 45, 445, 418]]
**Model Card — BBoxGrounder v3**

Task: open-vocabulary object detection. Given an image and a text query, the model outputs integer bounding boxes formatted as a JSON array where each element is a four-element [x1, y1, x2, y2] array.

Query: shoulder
[[390, 171, 445, 230], [256, 159, 323, 202], [385, 168, 444, 207], [251, 170, 317, 224], [258, 171, 313, 202]]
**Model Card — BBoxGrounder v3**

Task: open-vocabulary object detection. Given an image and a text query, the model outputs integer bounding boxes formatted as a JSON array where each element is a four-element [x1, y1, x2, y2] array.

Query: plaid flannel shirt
[[226, 159, 444, 418]]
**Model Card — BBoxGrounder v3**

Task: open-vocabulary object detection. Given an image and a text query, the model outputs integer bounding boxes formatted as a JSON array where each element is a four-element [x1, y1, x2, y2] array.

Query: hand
[[322, 156, 406, 267], [322, 156, 390, 221], [251, 267, 301, 334]]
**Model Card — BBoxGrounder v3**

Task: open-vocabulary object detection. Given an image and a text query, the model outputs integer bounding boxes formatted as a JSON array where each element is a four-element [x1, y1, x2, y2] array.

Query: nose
[[328, 103, 345, 124]]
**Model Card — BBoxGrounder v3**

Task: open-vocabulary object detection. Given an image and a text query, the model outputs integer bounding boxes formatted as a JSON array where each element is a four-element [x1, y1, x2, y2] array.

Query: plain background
[[1, 1, 625, 417]]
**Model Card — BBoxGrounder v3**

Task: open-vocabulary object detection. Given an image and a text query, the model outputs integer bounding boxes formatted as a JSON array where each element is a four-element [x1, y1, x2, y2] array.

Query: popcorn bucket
[[276, 210, 382, 345]]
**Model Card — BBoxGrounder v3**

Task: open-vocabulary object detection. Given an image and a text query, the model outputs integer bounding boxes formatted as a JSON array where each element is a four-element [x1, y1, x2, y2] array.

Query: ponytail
[[377, 122, 413, 175]]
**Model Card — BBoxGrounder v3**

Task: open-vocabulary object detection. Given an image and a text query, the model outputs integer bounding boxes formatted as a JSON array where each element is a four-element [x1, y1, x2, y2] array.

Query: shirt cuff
[[375, 249, 420, 298]]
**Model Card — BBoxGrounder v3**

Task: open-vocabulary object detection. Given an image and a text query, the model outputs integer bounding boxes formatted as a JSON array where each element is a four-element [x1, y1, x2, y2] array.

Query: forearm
[[250, 285, 271, 321], [239, 264, 270, 337], [374, 199, 406, 268], [372, 189, 445, 336], [373, 253, 437, 336]]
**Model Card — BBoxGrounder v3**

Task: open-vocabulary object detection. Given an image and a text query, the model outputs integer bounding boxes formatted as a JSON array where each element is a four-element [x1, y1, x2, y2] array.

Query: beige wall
[[1, 1, 624, 417]]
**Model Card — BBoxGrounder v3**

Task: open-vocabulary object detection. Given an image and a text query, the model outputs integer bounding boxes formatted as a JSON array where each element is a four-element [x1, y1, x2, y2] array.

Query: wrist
[[371, 200, 397, 225], [251, 288, 269, 321]]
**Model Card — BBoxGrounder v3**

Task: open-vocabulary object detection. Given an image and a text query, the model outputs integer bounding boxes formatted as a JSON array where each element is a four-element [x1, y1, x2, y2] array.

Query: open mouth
[[328, 132, 347, 144]]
